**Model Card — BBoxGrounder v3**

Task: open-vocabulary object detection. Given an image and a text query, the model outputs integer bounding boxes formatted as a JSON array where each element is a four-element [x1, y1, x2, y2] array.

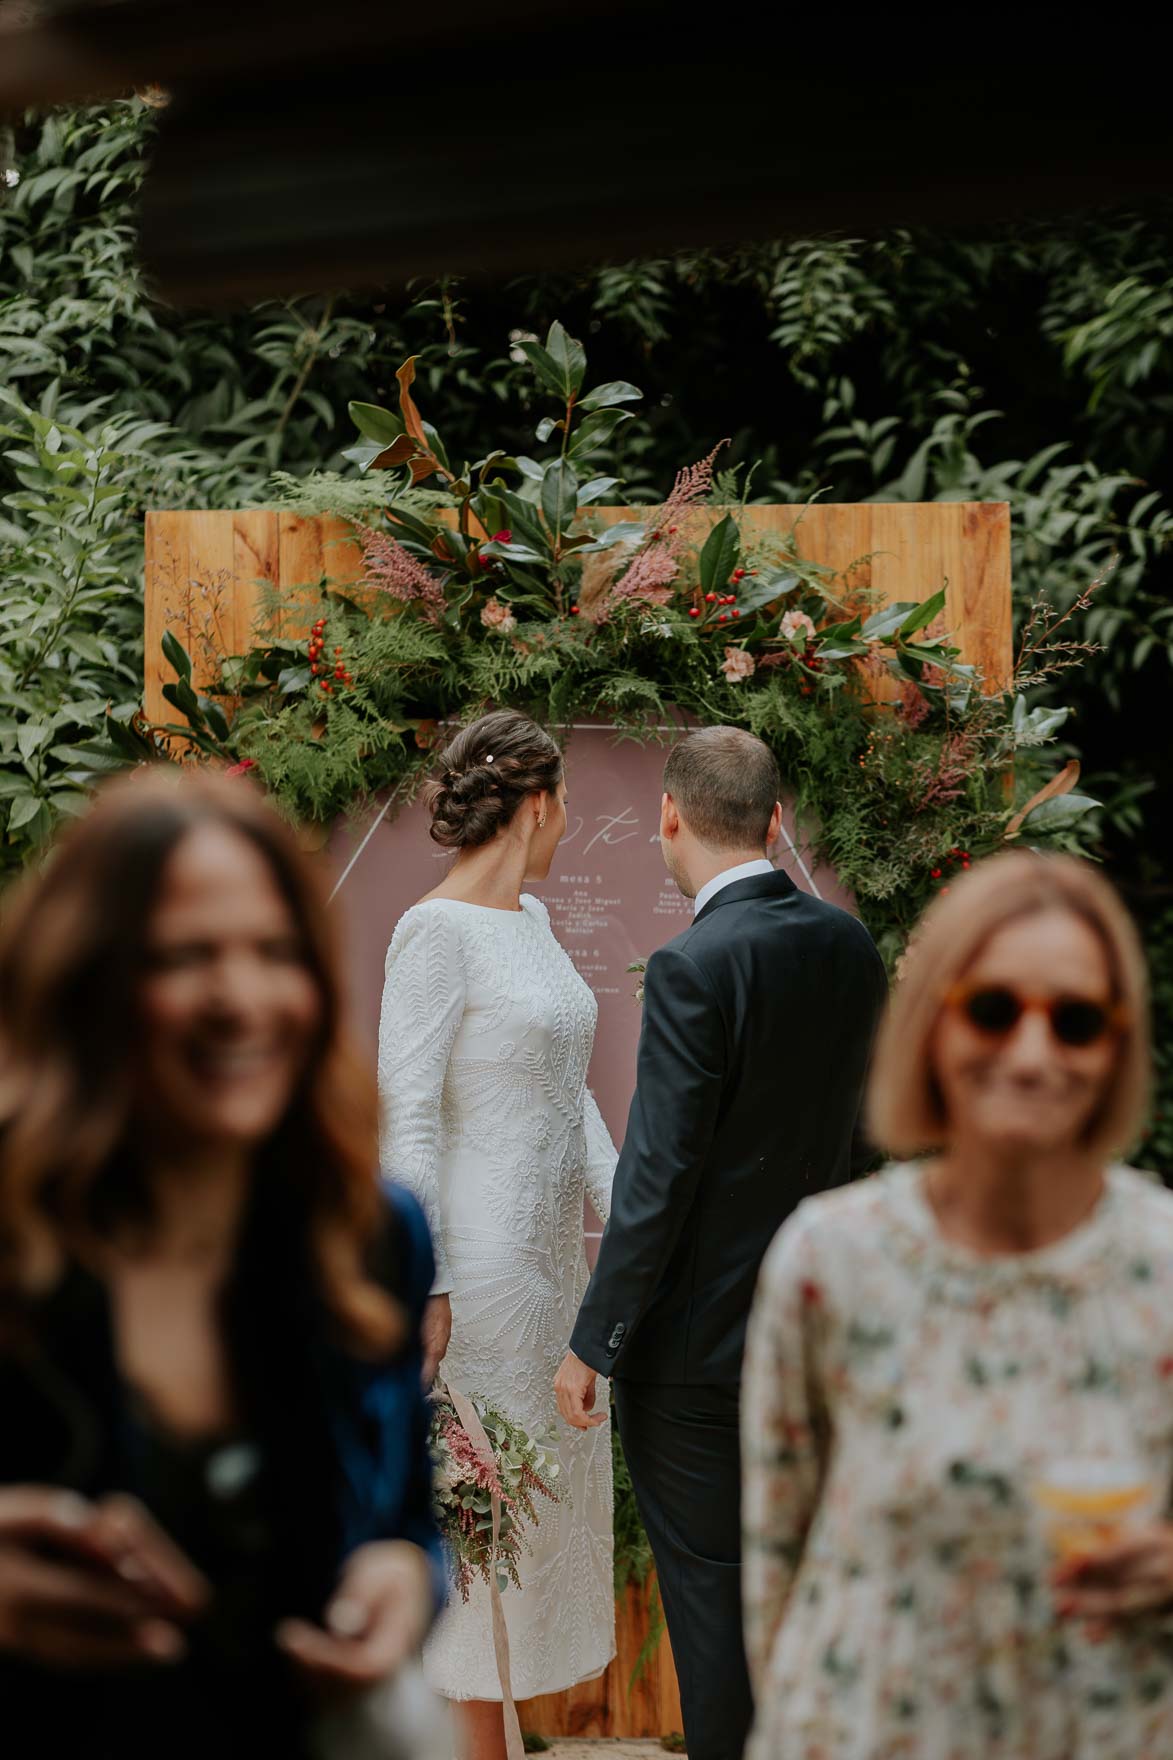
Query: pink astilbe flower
[[360, 526, 447, 618], [654, 438, 731, 536], [610, 545, 679, 608]]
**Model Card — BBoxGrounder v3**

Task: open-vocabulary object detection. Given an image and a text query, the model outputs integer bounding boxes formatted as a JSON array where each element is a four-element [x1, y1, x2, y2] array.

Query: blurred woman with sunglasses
[[0, 770, 443, 1760], [741, 851, 1173, 1760]]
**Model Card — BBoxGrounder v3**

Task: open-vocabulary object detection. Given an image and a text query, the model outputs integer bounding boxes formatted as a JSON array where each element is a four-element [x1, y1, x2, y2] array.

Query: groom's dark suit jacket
[[571, 869, 887, 1385]]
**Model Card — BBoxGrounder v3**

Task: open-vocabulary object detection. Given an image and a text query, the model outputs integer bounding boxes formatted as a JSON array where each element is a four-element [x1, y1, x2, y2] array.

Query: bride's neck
[[435, 839, 529, 910]]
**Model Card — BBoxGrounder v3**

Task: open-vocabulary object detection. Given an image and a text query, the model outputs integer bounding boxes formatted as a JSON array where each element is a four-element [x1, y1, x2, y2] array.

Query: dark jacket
[[0, 1179, 442, 1759], [570, 870, 887, 1385]]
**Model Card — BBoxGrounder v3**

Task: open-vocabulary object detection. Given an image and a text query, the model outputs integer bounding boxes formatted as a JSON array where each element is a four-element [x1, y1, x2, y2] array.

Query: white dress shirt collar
[[693, 857, 775, 918]]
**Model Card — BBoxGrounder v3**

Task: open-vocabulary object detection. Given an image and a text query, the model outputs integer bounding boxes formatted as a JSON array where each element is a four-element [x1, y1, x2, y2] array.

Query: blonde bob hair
[[868, 851, 1151, 1162]]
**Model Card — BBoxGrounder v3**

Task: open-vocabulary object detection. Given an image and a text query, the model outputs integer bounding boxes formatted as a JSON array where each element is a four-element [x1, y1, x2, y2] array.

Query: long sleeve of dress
[[582, 1088, 618, 1225], [377, 906, 467, 1298], [740, 1207, 829, 1694]]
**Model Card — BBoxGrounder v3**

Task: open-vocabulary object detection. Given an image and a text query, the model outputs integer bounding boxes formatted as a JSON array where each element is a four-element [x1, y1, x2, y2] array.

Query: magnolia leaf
[[518, 341, 569, 401], [545, 320, 587, 397], [578, 380, 643, 412], [736, 569, 800, 615], [1019, 792, 1099, 833], [341, 440, 387, 472], [536, 415, 563, 443], [395, 356, 429, 448], [699, 514, 741, 597], [897, 587, 948, 640], [514, 456, 544, 481], [577, 475, 622, 505], [541, 458, 579, 537], [568, 407, 633, 458], [348, 401, 405, 445], [372, 434, 418, 470], [1005, 760, 1081, 839], [862, 601, 920, 641], [161, 627, 192, 682]]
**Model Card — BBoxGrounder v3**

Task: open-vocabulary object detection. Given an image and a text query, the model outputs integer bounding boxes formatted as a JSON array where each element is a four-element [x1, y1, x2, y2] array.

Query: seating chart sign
[[325, 725, 853, 1201]]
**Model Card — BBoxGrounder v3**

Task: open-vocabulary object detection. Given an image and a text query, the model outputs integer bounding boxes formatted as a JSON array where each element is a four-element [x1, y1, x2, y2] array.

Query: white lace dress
[[377, 894, 618, 1702]]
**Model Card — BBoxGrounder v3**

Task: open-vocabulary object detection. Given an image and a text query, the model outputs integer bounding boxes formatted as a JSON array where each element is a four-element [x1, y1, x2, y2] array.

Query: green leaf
[[341, 440, 388, 472], [6, 794, 43, 831], [161, 628, 193, 682], [567, 408, 633, 458], [162, 677, 205, 728], [48, 742, 125, 773], [201, 698, 231, 741], [897, 588, 948, 640], [17, 720, 50, 762], [577, 476, 622, 506], [545, 320, 587, 397], [348, 401, 405, 445], [541, 459, 579, 537], [737, 570, 801, 615], [698, 514, 741, 597], [536, 415, 563, 444], [517, 342, 569, 401], [578, 380, 643, 412], [1021, 793, 1099, 832], [861, 601, 920, 641]]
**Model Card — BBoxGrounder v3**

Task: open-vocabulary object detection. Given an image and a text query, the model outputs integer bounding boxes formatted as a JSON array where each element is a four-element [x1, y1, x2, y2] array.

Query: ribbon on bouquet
[[441, 1379, 525, 1760]]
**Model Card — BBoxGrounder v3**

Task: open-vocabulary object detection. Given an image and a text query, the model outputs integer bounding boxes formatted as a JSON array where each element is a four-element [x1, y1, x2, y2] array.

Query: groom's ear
[[661, 792, 681, 841], [767, 799, 783, 850]]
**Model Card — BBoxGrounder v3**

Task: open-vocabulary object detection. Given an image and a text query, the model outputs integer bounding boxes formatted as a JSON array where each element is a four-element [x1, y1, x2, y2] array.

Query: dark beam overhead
[[3, 1, 1173, 307]]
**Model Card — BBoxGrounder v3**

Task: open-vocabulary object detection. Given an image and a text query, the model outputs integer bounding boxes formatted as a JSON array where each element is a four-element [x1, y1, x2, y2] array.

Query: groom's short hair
[[663, 727, 780, 850]]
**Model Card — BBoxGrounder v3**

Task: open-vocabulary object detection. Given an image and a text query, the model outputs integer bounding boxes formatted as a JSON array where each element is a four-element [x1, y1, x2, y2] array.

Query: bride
[[377, 709, 617, 1760]]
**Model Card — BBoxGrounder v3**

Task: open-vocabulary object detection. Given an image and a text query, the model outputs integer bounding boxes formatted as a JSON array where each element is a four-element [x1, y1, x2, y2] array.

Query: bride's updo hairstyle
[[428, 709, 562, 850]]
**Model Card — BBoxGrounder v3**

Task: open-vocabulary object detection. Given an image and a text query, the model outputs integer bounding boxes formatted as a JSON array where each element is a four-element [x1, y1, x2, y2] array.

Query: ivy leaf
[[578, 380, 643, 412], [699, 514, 741, 597]]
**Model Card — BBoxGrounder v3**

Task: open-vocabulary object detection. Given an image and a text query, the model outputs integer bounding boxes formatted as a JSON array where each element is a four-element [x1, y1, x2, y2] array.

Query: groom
[[555, 727, 886, 1760]]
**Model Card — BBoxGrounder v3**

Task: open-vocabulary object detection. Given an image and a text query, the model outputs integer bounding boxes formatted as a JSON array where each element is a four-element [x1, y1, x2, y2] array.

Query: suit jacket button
[[607, 1324, 626, 1352]]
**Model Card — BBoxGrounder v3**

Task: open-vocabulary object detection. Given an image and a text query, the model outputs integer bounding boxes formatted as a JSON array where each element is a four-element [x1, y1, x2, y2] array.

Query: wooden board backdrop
[[142, 501, 1011, 1738], [144, 503, 1012, 725]]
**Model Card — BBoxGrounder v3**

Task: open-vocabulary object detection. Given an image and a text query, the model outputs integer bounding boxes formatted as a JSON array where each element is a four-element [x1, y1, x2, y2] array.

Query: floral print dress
[[741, 1164, 1173, 1760]]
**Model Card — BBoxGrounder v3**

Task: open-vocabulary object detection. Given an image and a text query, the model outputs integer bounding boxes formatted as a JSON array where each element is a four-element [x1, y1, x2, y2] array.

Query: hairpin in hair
[[485, 754, 494, 764]]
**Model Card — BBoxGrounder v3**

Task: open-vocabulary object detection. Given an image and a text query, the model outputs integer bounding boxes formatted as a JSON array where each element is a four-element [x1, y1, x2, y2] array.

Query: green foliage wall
[[2, 99, 1170, 1167]]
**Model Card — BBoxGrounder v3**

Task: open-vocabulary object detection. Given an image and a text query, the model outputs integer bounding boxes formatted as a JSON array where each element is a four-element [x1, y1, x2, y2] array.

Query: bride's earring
[[538, 812, 547, 830]]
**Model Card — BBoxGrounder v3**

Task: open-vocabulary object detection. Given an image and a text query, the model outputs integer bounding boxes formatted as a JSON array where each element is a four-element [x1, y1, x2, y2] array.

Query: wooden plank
[[231, 509, 280, 653], [144, 509, 191, 726], [518, 1577, 683, 1739]]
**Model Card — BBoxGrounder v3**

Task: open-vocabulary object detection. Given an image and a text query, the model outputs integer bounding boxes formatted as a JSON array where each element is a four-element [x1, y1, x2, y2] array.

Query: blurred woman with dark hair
[[0, 768, 443, 1759]]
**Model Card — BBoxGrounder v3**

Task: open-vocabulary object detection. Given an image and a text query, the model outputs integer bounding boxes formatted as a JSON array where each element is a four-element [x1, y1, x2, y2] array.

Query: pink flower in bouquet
[[781, 609, 817, 644], [223, 759, 257, 777], [720, 646, 756, 684], [480, 596, 517, 634]]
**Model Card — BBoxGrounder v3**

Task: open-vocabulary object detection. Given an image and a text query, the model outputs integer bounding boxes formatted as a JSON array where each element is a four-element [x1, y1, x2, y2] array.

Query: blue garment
[[327, 1184, 446, 1611]]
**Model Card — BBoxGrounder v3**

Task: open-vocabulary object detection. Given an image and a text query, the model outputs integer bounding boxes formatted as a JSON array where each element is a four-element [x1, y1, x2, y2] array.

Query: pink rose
[[720, 646, 756, 684], [480, 596, 517, 634], [781, 609, 817, 643]]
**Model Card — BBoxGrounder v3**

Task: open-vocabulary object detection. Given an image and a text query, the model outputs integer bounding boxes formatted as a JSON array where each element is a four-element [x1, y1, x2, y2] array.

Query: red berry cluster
[[930, 847, 973, 892], [307, 619, 354, 697]]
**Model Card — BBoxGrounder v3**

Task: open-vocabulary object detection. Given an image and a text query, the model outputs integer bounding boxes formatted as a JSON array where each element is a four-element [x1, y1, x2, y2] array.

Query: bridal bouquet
[[428, 1389, 563, 1600]]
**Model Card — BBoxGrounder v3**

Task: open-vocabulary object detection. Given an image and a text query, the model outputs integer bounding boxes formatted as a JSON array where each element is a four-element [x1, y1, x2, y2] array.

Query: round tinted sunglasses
[[945, 982, 1128, 1048]]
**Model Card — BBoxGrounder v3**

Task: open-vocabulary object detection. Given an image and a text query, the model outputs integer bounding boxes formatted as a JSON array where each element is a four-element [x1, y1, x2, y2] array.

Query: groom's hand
[[555, 1352, 608, 1430]]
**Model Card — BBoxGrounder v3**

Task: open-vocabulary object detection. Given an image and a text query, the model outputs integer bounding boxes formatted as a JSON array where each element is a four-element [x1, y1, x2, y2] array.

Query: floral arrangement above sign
[[139, 321, 1100, 964]]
